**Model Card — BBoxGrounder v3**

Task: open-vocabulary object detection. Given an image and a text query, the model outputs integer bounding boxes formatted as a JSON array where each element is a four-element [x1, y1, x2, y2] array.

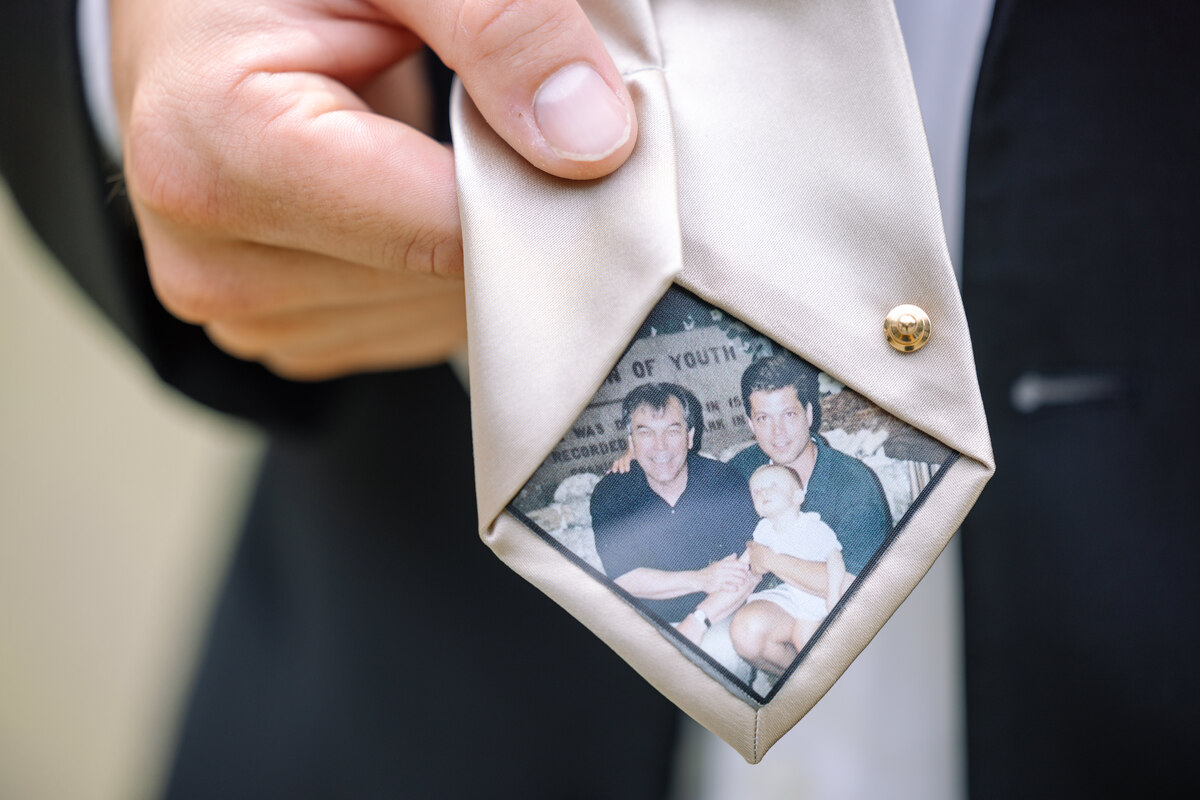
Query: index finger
[[122, 16, 463, 276]]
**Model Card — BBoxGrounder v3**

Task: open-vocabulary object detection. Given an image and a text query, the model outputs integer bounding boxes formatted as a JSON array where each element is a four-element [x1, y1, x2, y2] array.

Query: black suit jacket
[[962, 2, 1200, 797], [4, 1, 1199, 797]]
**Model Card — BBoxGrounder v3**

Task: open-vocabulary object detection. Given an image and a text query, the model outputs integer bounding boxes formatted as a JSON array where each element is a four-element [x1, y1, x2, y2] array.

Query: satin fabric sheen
[[452, 0, 993, 760]]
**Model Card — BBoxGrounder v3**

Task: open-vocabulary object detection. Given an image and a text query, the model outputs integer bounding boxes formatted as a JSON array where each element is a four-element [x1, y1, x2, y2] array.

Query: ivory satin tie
[[451, 0, 993, 761]]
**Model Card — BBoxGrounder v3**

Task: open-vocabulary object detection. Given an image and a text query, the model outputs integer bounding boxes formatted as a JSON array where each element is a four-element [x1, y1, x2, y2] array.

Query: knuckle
[[203, 321, 262, 361], [149, 257, 231, 323], [123, 93, 225, 228], [379, 236, 424, 275], [207, 327, 336, 381], [408, 240, 435, 275], [430, 237, 465, 278], [455, 0, 575, 69], [383, 228, 460, 276], [262, 353, 341, 383]]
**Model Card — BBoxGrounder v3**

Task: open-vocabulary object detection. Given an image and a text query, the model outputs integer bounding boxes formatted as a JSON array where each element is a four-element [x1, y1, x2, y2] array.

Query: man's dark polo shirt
[[728, 436, 893, 575], [591, 453, 758, 623]]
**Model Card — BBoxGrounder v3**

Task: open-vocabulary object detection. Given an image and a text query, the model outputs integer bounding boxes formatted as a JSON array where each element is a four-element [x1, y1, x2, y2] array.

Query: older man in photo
[[591, 382, 759, 645]]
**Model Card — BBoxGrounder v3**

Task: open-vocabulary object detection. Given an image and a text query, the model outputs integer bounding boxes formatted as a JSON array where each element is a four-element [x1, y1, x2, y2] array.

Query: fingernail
[[533, 63, 631, 161]]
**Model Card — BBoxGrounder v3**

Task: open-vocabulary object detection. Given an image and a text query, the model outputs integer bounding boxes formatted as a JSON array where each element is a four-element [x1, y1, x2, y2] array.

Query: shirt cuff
[[77, 0, 122, 162]]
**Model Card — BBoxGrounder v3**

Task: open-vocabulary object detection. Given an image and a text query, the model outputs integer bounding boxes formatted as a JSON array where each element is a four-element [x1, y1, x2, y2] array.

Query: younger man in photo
[[731, 354, 892, 586]]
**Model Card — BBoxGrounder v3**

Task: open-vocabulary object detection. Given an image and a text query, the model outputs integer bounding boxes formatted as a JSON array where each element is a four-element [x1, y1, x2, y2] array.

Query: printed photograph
[[509, 286, 956, 702]]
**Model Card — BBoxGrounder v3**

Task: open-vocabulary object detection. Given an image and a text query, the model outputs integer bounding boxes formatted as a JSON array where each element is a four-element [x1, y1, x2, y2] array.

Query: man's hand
[[112, 0, 637, 380], [676, 558, 759, 645], [697, 578, 756, 622], [608, 448, 634, 474], [745, 541, 833, 597], [744, 541, 778, 576], [694, 554, 755, 594]]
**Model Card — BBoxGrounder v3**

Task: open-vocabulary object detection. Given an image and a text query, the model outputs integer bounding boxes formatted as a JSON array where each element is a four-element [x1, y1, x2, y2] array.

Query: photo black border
[[506, 286, 962, 705]]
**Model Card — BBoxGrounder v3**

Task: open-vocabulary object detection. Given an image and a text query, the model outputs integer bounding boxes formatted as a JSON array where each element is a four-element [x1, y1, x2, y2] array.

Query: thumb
[[388, 0, 636, 180]]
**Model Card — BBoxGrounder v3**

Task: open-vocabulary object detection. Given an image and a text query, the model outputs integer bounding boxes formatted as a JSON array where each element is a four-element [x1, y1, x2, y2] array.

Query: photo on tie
[[507, 285, 957, 704]]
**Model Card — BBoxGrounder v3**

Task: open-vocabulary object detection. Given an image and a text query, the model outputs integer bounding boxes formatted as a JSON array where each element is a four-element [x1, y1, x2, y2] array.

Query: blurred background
[[0, 179, 264, 800]]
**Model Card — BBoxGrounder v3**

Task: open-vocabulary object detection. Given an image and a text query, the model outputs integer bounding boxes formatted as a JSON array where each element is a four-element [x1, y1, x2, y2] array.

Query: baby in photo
[[732, 464, 849, 674]]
